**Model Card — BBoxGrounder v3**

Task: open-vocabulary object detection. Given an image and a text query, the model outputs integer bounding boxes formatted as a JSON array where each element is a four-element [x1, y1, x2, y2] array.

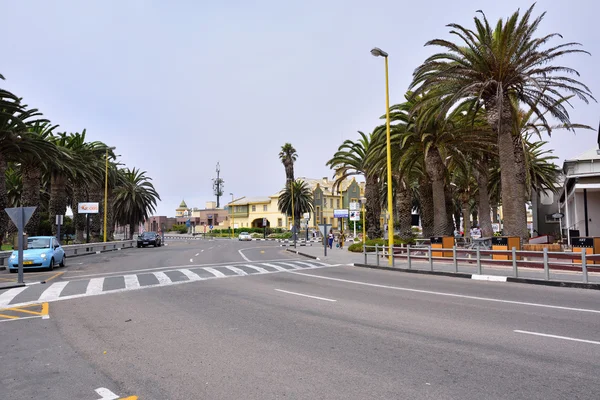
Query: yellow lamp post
[[230, 193, 235, 239], [103, 146, 116, 243], [360, 196, 367, 242], [371, 47, 394, 265]]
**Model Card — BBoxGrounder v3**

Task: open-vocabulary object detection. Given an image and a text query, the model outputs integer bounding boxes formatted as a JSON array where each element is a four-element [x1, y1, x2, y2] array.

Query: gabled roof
[[565, 148, 600, 163]]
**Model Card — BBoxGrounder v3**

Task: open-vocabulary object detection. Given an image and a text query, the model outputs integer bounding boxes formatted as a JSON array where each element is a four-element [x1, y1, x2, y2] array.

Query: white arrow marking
[[95, 387, 119, 399]]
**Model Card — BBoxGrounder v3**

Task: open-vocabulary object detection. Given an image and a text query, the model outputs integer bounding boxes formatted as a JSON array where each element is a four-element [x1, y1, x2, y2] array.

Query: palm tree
[[279, 143, 297, 182], [410, 4, 595, 241], [327, 131, 382, 239], [278, 179, 314, 231], [113, 167, 160, 239]]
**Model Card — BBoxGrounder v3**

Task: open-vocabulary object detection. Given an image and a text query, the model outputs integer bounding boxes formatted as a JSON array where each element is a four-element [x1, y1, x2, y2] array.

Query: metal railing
[[0, 240, 135, 267], [362, 244, 598, 284]]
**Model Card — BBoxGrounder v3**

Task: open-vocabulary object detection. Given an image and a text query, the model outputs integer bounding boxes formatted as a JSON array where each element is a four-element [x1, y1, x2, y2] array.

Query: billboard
[[333, 209, 348, 218], [78, 202, 99, 214]]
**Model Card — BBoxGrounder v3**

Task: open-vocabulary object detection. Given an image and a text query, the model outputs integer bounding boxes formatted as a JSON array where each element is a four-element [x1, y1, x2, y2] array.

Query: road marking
[[124, 274, 140, 289], [238, 248, 252, 262], [44, 271, 64, 282], [152, 271, 172, 285], [243, 264, 269, 273], [178, 269, 204, 281], [190, 258, 193, 263], [0, 313, 18, 319], [204, 267, 226, 278], [289, 271, 600, 314], [0, 302, 49, 322], [225, 266, 248, 276], [201, 249, 204, 252], [86, 278, 104, 295], [471, 274, 508, 282], [514, 330, 600, 345], [195, 253, 200, 256], [262, 263, 288, 272], [294, 261, 320, 269], [0, 287, 27, 307], [38, 281, 68, 301], [274, 289, 337, 302], [278, 262, 302, 269]]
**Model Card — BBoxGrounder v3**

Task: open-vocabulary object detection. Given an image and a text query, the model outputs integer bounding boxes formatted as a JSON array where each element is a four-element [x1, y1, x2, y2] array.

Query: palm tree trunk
[[475, 166, 494, 238], [472, 209, 478, 227], [445, 184, 455, 236], [365, 173, 382, 239], [395, 175, 412, 241], [418, 173, 434, 238], [21, 163, 42, 236], [462, 198, 471, 239], [72, 182, 87, 242], [425, 148, 449, 236], [492, 204, 499, 223], [488, 99, 528, 242], [49, 172, 69, 236], [0, 155, 8, 242]]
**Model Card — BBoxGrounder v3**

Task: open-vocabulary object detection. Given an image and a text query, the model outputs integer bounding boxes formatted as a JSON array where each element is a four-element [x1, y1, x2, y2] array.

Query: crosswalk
[[0, 260, 333, 309]]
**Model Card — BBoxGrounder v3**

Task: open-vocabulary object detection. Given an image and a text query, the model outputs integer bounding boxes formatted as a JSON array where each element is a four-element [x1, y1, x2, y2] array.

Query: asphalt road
[[1, 238, 599, 399]]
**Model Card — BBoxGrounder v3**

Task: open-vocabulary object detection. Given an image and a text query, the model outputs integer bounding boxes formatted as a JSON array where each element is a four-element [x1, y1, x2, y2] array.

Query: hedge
[[348, 238, 415, 253]]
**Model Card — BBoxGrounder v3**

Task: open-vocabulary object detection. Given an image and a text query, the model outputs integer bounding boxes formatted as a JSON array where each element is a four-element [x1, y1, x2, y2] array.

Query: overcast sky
[[3, 1, 598, 217]]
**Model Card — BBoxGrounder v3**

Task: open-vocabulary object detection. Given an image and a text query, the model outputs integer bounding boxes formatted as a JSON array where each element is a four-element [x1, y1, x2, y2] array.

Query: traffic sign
[[349, 210, 360, 221], [349, 202, 359, 211], [6, 206, 36, 230], [209, 225, 213, 230]]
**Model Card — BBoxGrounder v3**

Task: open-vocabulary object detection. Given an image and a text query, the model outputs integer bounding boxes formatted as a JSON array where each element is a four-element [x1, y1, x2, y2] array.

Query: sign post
[[56, 214, 64, 243], [78, 202, 99, 243], [5, 207, 37, 284], [263, 217, 267, 239]]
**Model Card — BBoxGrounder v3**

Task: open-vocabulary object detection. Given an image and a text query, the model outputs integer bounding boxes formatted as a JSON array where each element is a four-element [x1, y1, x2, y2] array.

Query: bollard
[[452, 246, 457, 273], [582, 249, 588, 284], [376, 244, 379, 266], [391, 244, 395, 267], [407, 245, 412, 269], [364, 245, 367, 265], [543, 247, 549, 280], [428, 246, 433, 271], [512, 247, 518, 278], [476, 247, 482, 275]]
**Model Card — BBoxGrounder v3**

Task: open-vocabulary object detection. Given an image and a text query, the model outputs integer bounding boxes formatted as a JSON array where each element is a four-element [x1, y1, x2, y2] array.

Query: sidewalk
[[286, 244, 365, 265]]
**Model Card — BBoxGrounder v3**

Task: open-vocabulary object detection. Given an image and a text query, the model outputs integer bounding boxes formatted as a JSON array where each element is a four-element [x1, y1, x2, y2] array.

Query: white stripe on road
[[95, 387, 120, 400], [289, 271, 600, 314], [238, 249, 252, 262], [243, 265, 269, 274], [294, 261, 320, 269], [178, 269, 204, 281], [278, 262, 302, 269], [86, 278, 104, 295], [38, 281, 69, 302], [274, 289, 337, 302], [124, 274, 140, 289], [201, 249, 204, 252], [225, 266, 248, 276], [514, 330, 600, 345], [204, 267, 226, 278], [0, 287, 28, 307], [195, 253, 200, 256], [471, 275, 508, 282], [153, 271, 172, 285], [262, 263, 288, 272], [190, 258, 193, 263]]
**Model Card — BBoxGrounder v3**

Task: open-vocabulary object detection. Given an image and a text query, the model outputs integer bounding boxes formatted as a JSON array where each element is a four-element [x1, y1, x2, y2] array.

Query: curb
[[0, 282, 26, 290], [353, 263, 600, 290], [285, 248, 320, 260]]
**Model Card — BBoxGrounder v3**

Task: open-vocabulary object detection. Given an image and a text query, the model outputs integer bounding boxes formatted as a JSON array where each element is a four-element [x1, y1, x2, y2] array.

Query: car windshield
[[141, 233, 156, 238], [241, 232, 249, 235], [28, 238, 51, 249]]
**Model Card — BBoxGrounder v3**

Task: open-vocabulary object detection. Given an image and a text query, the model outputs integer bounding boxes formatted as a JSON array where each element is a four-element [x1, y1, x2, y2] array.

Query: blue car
[[8, 236, 66, 273]]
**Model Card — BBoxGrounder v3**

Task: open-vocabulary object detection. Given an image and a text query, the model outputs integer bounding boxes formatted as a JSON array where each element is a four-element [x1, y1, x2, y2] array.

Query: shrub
[[171, 224, 188, 234], [348, 238, 415, 253]]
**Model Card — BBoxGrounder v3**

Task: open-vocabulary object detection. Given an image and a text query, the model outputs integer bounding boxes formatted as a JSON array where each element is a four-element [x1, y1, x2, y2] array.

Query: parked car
[[8, 236, 66, 272], [137, 232, 162, 248], [238, 232, 252, 241]]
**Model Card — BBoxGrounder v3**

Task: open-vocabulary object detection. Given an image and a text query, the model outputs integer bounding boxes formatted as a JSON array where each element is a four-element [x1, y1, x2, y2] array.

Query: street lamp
[[287, 178, 296, 248], [371, 46, 394, 265], [230, 193, 234, 239], [360, 196, 367, 242], [103, 146, 116, 243]]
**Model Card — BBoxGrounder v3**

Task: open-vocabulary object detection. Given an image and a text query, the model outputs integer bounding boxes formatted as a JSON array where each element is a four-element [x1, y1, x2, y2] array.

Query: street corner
[[0, 270, 64, 285], [0, 302, 49, 322]]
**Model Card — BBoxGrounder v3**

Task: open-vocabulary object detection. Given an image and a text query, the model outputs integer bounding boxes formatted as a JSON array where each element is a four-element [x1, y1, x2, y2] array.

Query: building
[[559, 147, 600, 242], [145, 216, 177, 233], [175, 200, 229, 233]]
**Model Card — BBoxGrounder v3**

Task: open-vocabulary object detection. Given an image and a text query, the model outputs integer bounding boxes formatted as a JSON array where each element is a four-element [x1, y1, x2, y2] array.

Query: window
[[315, 191, 320, 200], [336, 199, 340, 208], [330, 199, 333, 208], [316, 206, 321, 224], [252, 205, 256, 212], [277, 218, 283, 227], [263, 205, 267, 212]]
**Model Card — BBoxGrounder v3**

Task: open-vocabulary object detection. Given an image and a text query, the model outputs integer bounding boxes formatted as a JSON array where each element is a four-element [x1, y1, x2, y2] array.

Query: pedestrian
[[328, 229, 334, 249], [339, 232, 345, 249]]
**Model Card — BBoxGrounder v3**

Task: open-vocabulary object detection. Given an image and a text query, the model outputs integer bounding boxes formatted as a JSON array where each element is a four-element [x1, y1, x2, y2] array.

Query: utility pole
[[213, 162, 224, 208]]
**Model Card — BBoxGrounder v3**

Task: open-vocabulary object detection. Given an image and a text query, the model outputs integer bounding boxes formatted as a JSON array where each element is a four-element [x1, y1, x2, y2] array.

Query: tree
[[113, 168, 160, 239], [277, 179, 314, 231], [410, 4, 594, 241], [279, 143, 297, 182], [327, 131, 382, 239]]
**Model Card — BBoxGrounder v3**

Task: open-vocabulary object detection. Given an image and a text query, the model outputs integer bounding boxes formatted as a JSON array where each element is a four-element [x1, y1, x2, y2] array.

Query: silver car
[[238, 232, 252, 241]]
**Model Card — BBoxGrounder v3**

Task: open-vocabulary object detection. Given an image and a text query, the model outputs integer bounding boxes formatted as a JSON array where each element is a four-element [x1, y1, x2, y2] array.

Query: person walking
[[328, 229, 334, 249]]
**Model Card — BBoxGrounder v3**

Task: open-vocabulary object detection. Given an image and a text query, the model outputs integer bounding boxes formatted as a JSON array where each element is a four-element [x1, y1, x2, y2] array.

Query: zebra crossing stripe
[[261, 263, 288, 272], [178, 269, 204, 281], [204, 267, 226, 278], [153, 271, 172, 285], [0, 287, 28, 307], [124, 275, 140, 289], [225, 266, 247, 276], [86, 278, 105, 295], [277, 262, 302, 269], [294, 261, 320, 269], [38, 281, 69, 302], [242, 265, 269, 273]]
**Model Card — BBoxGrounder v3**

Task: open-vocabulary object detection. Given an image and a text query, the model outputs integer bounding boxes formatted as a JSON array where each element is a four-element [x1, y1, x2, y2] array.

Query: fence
[[0, 240, 135, 267], [363, 244, 600, 284]]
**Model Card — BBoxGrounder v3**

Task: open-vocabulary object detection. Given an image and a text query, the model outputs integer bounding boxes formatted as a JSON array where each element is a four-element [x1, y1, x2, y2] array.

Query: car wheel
[[9, 269, 16, 274], [60, 255, 66, 268], [48, 258, 54, 271], [137, 245, 141, 248]]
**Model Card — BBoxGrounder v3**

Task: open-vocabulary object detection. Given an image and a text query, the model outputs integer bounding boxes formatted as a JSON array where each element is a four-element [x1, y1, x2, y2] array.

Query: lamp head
[[370, 47, 388, 57]]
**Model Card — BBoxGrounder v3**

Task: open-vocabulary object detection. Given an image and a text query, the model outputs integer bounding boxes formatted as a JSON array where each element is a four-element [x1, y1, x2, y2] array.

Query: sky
[[2, 0, 598, 217]]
